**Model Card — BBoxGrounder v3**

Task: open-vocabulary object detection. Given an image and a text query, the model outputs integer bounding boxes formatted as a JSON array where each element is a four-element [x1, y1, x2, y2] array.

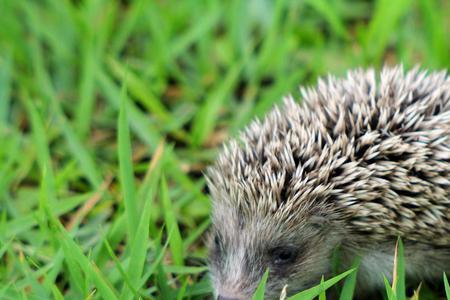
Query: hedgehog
[[205, 66, 450, 299]]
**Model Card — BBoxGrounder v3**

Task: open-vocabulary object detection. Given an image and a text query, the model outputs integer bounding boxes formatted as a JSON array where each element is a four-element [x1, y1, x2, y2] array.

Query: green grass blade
[[444, 273, 450, 300], [107, 57, 169, 119], [183, 218, 211, 251], [24, 29, 102, 189], [49, 98, 103, 188], [103, 237, 141, 299], [288, 269, 355, 300], [363, 0, 412, 63], [418, 0, 449, 67], [256, 0, 286, 71], [50, 284, 64, 300], [39, 157, 85, 297], [0, 192, 94, 239], [57, 227, 120, 300], [383, 275, 397, 300], [160, 175, 184, 266], [97, 70, 161, 147], [0, 51, 12, 125], [21, 91, 57, 205], [118, 83, 139, 241], [190, 63, 241, 147], [75, 36, 97, 138], [183, 278, 213, 297], [252, 269, 269, 300], [338, 257, 360, 300], [176, 277, 190, 300], [0, 238, 13, 258], [319, 275, 326, 300], [141, 227, 171, 283], [40, 179, 120, 300], [394, 238, 406, 300], [120, 166, 160, 299], [15, 251, 49, 299], [110, 0, 145, 55], [305, 0, 348, 39], [97, 72, 206, 206], [60, 242, 86, 296], [169, 6, 220, 58], [163, 265, 208, 275]]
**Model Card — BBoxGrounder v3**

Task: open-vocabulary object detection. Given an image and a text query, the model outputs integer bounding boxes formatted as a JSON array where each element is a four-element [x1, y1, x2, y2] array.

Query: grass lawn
[[0, 0, 449, 299]]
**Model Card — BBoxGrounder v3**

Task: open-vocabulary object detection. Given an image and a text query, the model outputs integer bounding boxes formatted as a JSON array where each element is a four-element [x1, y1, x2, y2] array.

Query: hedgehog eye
[[214, 234, 220, 248], [212, 233, 224, 254], [270, 247, 297, 266]]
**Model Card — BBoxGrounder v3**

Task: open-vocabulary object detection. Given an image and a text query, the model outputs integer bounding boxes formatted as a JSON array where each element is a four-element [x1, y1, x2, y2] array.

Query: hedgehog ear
[[309, 214, 330, 231]]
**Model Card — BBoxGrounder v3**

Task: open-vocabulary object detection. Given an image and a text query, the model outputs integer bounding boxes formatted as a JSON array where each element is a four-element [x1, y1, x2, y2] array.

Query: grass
[[0, 0, 449, 299]]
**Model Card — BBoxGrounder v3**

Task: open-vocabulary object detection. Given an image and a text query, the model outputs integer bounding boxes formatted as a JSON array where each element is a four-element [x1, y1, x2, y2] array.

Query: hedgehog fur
[[206, 66, 450, 299]]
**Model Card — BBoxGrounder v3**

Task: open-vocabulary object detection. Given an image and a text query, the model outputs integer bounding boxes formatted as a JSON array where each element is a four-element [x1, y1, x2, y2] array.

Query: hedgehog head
[[206, 188, 342, 299], [206, 97, 348, 298], [206, 66, 450, 298]]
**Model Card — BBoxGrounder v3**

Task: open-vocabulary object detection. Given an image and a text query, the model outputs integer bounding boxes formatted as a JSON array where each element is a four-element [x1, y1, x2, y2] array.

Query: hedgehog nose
[[217, 296, 238, 300]]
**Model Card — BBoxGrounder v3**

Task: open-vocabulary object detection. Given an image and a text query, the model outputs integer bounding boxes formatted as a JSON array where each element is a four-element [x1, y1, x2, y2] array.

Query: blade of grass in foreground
[[103, 238, 140, 299], [444, 273, 450, 300], [162, 265, 208, 275], [176, 278, 190, 300], [0, 192, 93, 239], [287, 269, 355, 300], [57, 230, 119, 300], [384, 275, 397, 300], [319, 276, 326, 300], [16, 250, 49, 299], [392, 238, 406, 300], [40, 167, 87, 297], [252, 269, 269, 300], [118, 83, 139, 242], [161, 175, 184, 266], [48, 210, 119, 300], [183, 277, 213, 297], [29, 107, 119, 300], [338, 257, 360, 300], [410, 282, 422, 300], [120, 165, 161, 300], [139, 227, 172, 287]]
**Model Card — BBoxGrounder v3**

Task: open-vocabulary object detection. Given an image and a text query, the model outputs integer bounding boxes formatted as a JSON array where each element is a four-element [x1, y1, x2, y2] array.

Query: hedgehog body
[[206, 66, 450, 299]]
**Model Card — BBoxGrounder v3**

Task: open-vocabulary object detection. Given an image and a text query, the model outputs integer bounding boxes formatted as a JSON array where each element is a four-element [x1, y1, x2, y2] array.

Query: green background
[[0, 0, 449, 299]]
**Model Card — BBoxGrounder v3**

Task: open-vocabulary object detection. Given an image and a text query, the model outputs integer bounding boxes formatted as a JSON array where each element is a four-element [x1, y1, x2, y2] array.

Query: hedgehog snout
[[216, 291, 243, 300], [213, 283, 249, 300], [217, 296, 238, 300]]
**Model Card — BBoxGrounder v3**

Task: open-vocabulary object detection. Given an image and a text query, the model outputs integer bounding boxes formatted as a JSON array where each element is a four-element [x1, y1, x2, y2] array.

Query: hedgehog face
[[208, 203, 341, 299], [207, 66, 450, 297]]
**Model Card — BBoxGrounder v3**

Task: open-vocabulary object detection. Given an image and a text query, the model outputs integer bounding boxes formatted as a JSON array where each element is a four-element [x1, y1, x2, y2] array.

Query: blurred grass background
[[0, 0, 449, 299]]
